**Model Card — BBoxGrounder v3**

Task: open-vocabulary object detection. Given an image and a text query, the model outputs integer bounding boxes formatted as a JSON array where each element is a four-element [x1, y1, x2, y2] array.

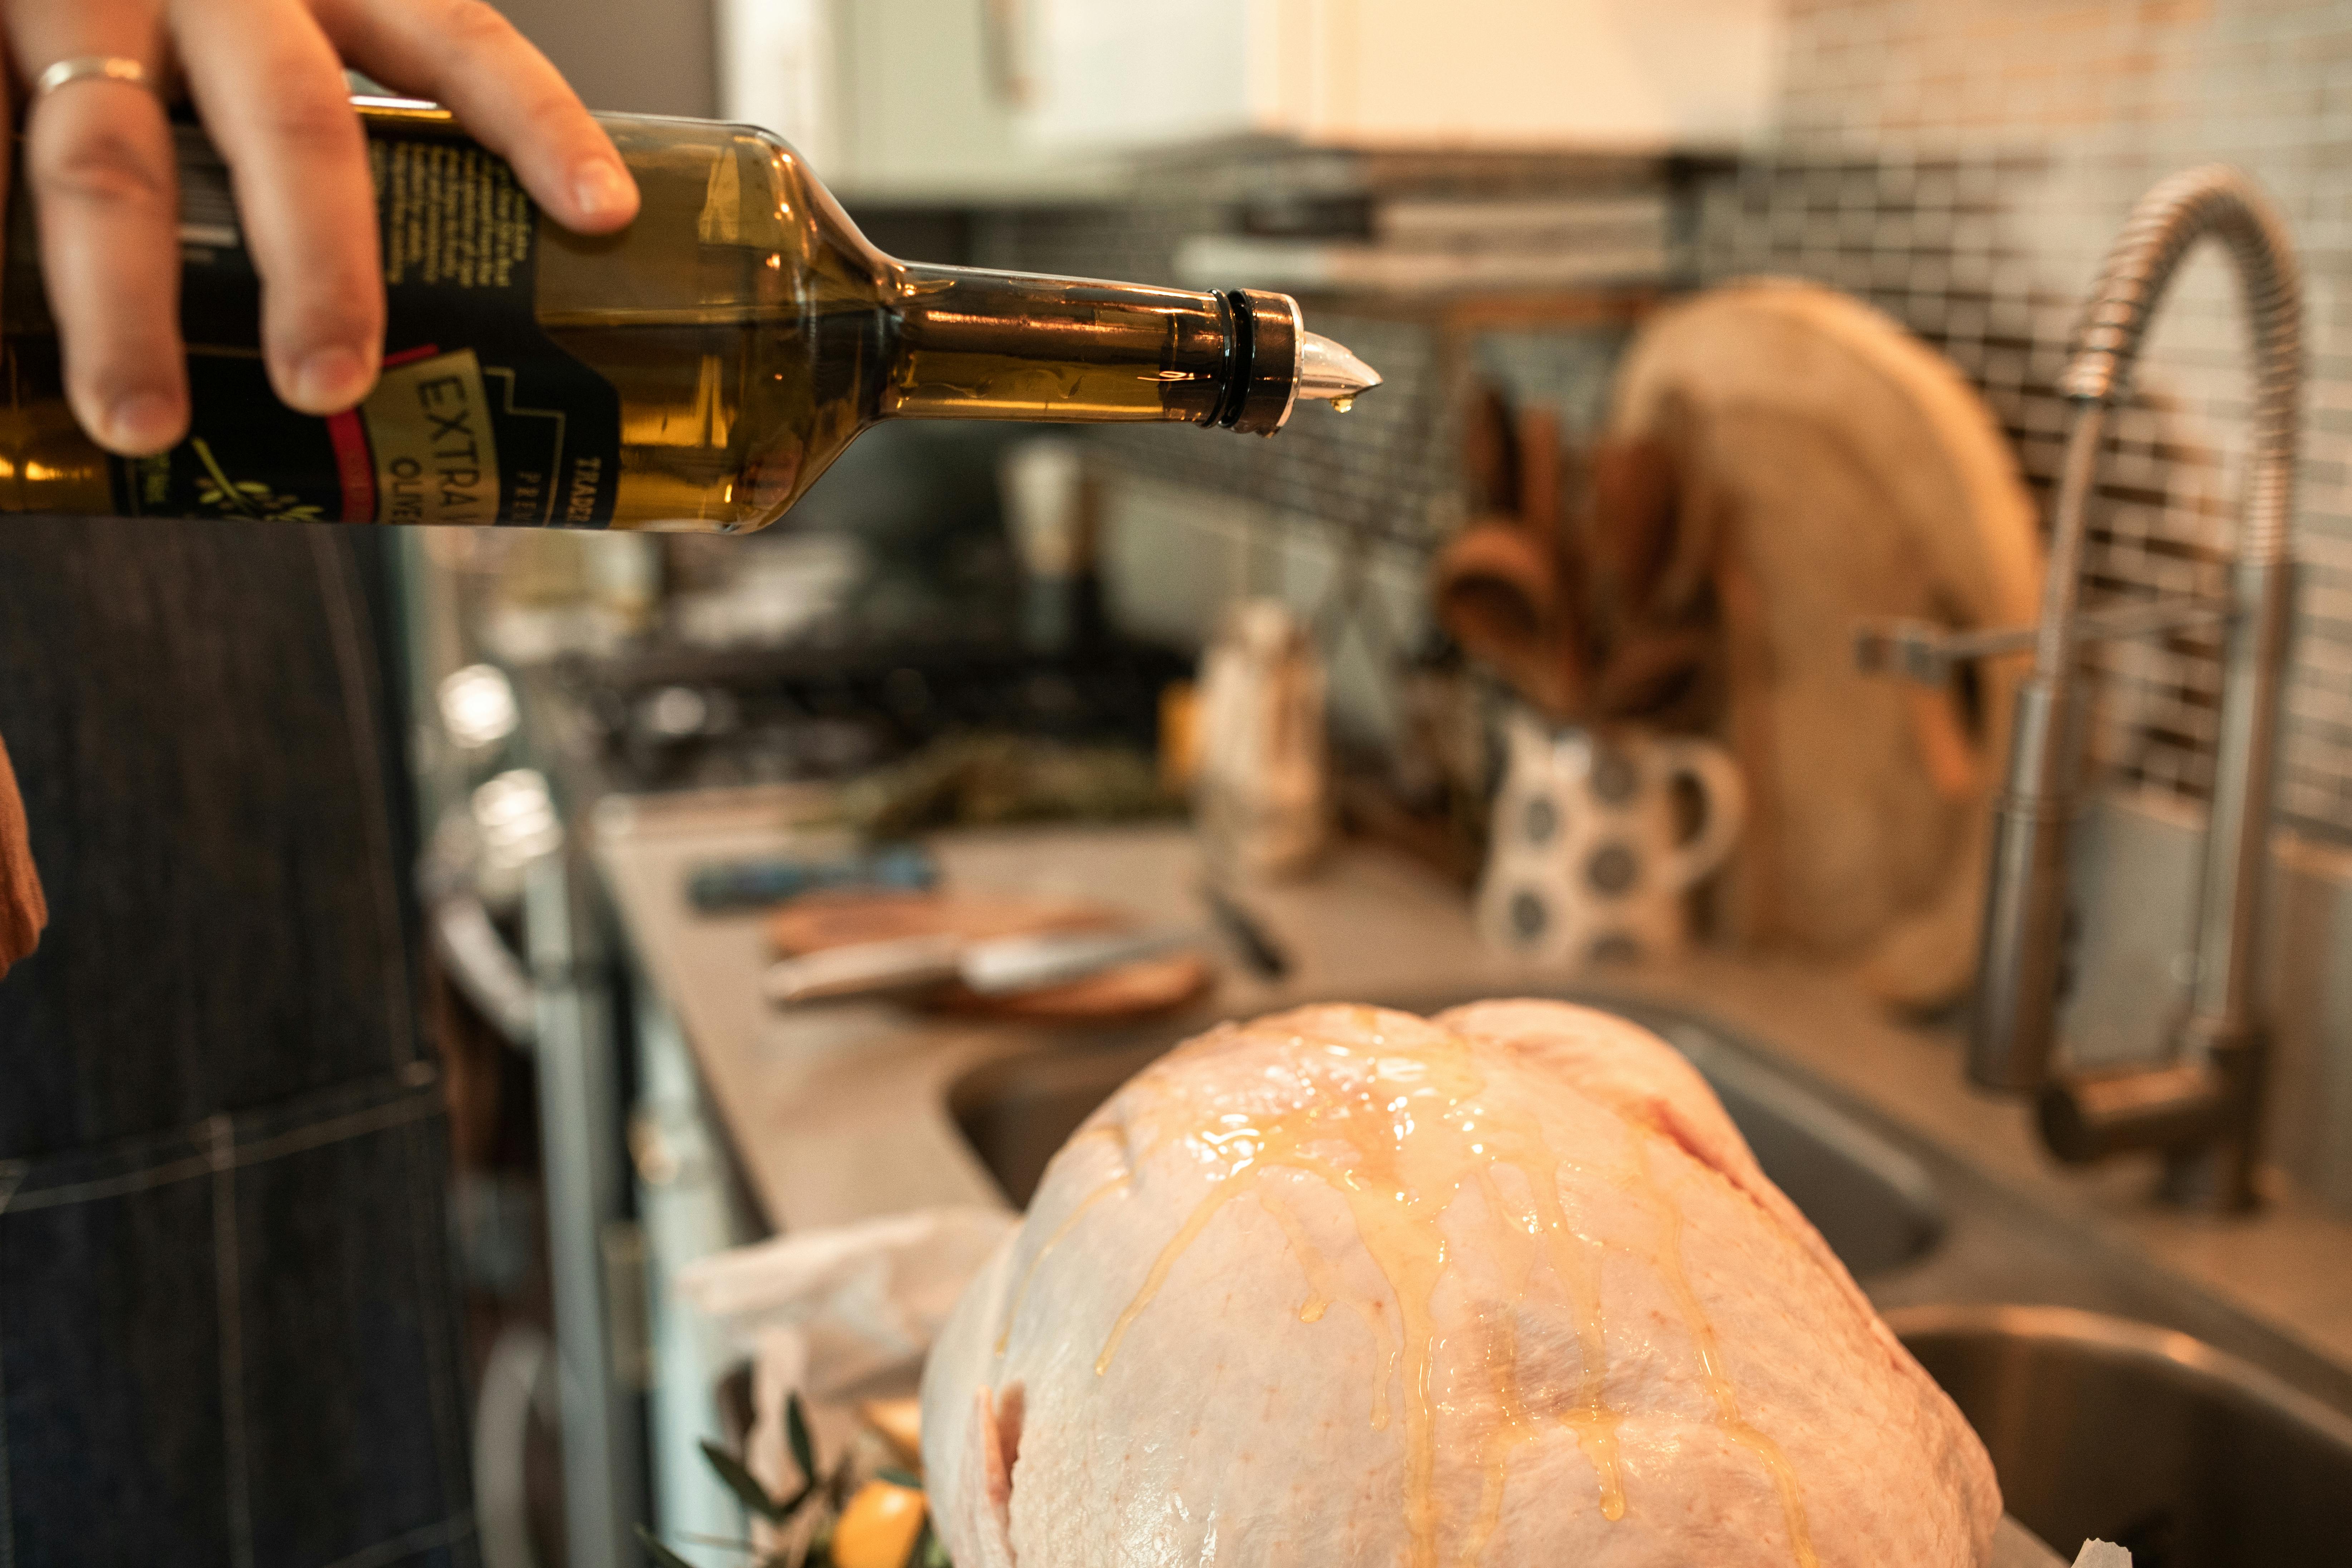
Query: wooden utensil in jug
[[1432, 389, 1586, 717]]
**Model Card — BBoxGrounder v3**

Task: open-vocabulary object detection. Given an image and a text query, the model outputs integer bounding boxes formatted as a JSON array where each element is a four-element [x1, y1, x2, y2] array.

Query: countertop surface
[[591, 797, 2352, 1380]]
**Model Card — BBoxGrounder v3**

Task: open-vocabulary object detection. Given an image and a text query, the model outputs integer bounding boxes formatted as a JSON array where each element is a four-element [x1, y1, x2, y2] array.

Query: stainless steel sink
[[1891, 1303, 2352, 1567], [948, 993, 1946, 1278]]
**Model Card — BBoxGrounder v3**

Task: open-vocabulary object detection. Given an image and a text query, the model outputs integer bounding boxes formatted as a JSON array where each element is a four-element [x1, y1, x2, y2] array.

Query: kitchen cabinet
[[1015, 0, 1786, 153], [715, 0, 1114, 204], [710, 0, 1778, 202]]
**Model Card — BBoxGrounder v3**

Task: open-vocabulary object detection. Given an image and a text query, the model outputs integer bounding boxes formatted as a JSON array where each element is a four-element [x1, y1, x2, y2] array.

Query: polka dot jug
[[1476, 710, 1747, 967]]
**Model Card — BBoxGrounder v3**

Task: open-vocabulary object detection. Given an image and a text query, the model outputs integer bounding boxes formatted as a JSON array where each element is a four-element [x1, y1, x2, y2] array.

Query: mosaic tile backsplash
[[974, 0, 2352, 848], [1706, 0, 2352, 845]]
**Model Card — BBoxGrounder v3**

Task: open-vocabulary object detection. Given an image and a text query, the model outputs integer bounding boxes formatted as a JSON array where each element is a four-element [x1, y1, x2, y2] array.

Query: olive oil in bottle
[[0, 99, 1378, 531]]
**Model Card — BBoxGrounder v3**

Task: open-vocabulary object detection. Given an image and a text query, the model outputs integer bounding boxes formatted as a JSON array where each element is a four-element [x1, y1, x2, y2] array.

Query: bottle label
[[112, 117, 622, 526]]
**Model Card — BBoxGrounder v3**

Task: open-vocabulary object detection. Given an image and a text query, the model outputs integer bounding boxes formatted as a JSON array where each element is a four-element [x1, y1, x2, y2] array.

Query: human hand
[[2, 0, 641, 457]]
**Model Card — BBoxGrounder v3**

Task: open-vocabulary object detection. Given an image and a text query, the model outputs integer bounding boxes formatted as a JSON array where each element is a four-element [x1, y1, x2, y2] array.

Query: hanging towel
[[0, 730, 43, 974]]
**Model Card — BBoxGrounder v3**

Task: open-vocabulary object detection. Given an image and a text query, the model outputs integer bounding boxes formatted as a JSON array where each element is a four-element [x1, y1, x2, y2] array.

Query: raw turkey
[[922, 1001, 1999, 1567]]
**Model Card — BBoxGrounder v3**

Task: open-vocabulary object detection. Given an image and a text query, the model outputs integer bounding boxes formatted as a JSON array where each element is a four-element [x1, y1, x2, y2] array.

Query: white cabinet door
[[1018, 0, 1264, 150], [713, 0, 838, 167], [713, 0, 1783, 195], [1019, 0, 1784, 153], [717, 0, 1111, 203]]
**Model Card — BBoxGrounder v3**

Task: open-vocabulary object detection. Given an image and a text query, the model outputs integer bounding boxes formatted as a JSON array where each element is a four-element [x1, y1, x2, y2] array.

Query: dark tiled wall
[[967, 199, 1642, 738], [970, 208, 1467, 554]]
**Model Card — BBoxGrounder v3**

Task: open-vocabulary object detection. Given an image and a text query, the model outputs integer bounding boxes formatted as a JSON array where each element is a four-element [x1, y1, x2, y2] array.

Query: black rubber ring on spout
[[1207, 290, 1252, 429], [1219, 289, 1301, 435]]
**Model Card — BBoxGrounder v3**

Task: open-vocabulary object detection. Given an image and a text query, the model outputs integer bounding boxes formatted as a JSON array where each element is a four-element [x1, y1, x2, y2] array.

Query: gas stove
[[539, 638, 1192, 798]]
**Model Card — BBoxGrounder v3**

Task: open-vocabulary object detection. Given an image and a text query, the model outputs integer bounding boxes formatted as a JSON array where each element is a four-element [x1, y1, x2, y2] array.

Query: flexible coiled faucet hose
[[1972, 168, 2300, 1213]]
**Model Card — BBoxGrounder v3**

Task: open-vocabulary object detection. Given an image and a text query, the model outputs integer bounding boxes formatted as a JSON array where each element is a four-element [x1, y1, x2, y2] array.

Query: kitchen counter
[[591, 798, 2352, 1384]]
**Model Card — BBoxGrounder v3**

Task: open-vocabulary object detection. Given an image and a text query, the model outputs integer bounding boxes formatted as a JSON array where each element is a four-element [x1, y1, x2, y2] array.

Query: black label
[[111, 118, 621, 527]]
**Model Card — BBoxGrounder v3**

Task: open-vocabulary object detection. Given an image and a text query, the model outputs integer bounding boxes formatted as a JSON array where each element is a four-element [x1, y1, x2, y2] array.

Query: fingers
[[10, 0, 630, 457], [316, 0, 637, 234], [170, 0, 380, 415], [6, 5, 188, 454]]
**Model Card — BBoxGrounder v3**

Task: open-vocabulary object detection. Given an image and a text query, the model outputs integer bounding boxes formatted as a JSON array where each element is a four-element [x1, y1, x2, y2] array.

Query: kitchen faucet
[[1863, 166, 2302, 1210], [1982, 164, 2300, 1210]]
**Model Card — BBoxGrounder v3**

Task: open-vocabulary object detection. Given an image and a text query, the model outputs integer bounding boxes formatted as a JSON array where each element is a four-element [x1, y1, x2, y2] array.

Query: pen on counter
[[687, 842, 938, 913]]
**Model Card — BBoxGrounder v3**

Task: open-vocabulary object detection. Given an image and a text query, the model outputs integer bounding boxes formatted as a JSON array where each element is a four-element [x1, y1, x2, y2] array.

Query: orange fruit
[[832, 1478, 927, 1568]]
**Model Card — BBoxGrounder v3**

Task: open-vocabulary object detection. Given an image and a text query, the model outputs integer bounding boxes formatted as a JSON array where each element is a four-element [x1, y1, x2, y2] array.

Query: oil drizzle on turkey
[[1625, 1133, 1819, 1568], [1459, 1168, 1547, 1565], [1254, 1188, 1336, 1323], [1092, 1019, 1627, 1568], [1255, 1184, 1397, 1428], [996, 1166, 1131, 1356]]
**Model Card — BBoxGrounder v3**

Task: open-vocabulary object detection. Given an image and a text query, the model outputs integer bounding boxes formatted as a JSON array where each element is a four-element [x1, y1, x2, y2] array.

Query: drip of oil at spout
[[996, 1170, 1130, 1356], [1629, 1134, 1819, 1568]]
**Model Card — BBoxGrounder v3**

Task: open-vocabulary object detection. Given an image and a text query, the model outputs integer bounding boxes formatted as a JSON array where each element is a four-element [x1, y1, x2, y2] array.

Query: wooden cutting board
[[1602, 280, 2044, 1010], [766, 890, 1214, 1022]]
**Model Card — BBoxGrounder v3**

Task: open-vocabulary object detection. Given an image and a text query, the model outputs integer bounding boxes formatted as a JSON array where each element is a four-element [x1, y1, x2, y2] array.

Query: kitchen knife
[[764, 923, 1197, 1006]]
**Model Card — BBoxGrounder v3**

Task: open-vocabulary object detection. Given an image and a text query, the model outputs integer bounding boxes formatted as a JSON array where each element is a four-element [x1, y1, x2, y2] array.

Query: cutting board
[[767, 890, 1213, 1021], [1602, 280, 2044, 1009]]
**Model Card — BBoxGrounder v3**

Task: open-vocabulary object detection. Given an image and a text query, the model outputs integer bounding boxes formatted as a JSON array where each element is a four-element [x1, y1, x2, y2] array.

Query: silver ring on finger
[[32, 56, 160, 104]]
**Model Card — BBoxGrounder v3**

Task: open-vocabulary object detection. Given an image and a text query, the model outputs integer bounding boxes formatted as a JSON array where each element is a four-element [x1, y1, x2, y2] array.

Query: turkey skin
[[922, 1001, 1999, 1567]]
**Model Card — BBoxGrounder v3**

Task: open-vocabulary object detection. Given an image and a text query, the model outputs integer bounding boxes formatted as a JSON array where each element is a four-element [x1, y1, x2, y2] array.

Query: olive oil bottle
[[0, 99, 1377, 531]]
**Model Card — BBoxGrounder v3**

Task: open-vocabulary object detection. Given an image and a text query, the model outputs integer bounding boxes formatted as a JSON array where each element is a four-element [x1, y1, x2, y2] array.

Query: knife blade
[[763, 924, 1199, 1007], [957, 925, 1196, 996]]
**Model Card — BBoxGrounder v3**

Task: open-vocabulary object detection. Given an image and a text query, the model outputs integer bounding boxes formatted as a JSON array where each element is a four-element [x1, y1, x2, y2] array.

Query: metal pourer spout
[[1296, 331, 1382, 410]]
